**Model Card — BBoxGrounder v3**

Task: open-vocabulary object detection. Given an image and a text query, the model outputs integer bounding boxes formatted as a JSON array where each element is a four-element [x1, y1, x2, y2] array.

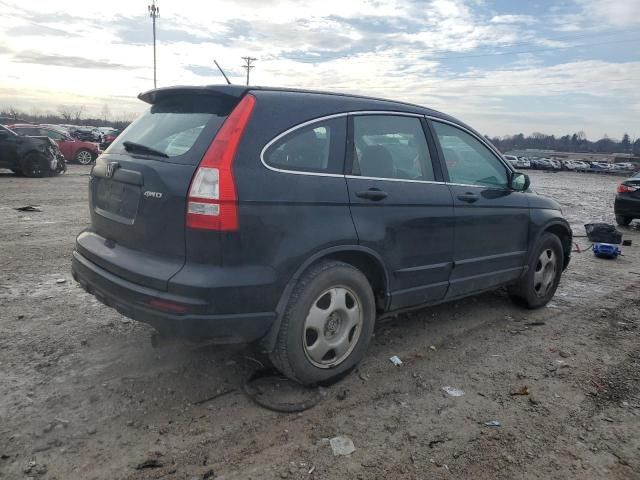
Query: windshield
[[108, 94, 235, 162]]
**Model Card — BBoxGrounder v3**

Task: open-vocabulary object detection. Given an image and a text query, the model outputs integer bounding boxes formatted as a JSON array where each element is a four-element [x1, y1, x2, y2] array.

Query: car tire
[[75, 149, 94, 165], [615, 215, 632, 227], [20, 152, 47, 178], [508, 233, 564, 309], [270, 260, 376, 385]]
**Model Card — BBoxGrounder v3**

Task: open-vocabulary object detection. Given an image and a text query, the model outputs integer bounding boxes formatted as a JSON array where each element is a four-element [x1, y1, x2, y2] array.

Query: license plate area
[[94, 178, 141, 224]]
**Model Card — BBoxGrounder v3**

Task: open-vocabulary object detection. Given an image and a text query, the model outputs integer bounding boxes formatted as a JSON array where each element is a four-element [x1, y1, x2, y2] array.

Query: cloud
[[108, 15, 219, 45], [575, 0, 640, 27], [8, 23, 75, 37], [490, 14, 536, 24], [183, 64, 219, 77], [14, 51, 131, 69], [0, 0, 638, 138]]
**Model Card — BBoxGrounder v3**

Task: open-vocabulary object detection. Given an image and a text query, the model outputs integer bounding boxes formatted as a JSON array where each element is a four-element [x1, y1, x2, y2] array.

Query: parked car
[[517, 157, 531, 169], [532, 158, 555, 170], [0, 124, 66, 176], [70, 126, 102, 143], [503, 155, 530, 169], [71, 85, 572, 385], [9, 124, 100, 165], [503, 154, 519, 168], [611, 162, 635, 172], [590, 161, 612, 172], [614, 172, 640, 226], [563, 159, 590, 171], [100, 129, 121, 150]]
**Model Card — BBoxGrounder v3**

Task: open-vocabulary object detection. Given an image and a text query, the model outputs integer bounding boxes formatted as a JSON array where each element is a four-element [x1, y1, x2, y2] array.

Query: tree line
[[487, 131, 640, 155], [0, 105, 135, 130]]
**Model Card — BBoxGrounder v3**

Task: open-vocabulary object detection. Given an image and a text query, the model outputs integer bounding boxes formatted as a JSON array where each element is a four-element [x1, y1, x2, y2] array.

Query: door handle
[[457, 192, 479, 203], [356, 188, 388, 201]]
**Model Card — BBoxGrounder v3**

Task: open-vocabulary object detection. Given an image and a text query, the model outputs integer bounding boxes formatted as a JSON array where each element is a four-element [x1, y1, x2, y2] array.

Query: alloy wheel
[[76, 150, 93, 165]]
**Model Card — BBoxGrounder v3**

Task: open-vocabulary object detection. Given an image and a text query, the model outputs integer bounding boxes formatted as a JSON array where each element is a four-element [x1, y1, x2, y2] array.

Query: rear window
[[264, 117, 346, 174], [108, 94, 236, 163]]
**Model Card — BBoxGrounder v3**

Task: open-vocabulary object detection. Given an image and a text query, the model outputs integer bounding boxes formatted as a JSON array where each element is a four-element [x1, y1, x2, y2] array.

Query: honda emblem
[[105, 161, 119, 178]]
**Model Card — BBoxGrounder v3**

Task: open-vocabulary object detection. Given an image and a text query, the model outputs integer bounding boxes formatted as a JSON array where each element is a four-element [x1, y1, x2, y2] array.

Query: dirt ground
[[1, 166, 639, 480]]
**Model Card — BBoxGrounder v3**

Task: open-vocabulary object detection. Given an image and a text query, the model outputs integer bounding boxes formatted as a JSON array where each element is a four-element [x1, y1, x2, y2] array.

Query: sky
[[0, 0, 639, 139]]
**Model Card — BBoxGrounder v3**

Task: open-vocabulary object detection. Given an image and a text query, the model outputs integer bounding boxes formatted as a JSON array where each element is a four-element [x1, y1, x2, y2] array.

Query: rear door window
[[350, 115, 435, 181], [40, 129, 66, 140], [108, 94, 236, 164], [264, 117, 346, 174], [16, 127, 39, 136], [432, 121, 508, 188]]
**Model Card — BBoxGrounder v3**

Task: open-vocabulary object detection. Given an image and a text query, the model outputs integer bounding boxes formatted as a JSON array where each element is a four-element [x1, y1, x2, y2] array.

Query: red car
[[9, 124, 100, 165]]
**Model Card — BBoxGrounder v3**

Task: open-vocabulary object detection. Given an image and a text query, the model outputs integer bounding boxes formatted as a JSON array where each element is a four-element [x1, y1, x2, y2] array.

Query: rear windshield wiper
[[122, 141, 169, 158]]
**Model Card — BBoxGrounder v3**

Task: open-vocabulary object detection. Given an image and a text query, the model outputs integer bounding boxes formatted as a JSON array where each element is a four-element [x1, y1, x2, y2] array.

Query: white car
[[517, 157, 531, 168], [549, 158, 562, 170], [564, 159, 590, 171], [503, 155, 519, 168], [97, 127, 118, 136], [612, 162, 635, 171]]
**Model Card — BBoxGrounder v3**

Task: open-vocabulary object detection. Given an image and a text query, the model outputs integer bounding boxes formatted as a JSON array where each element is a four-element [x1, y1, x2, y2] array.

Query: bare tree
[[100, 104, 111, 123], [72, 105, 85, 122], [57, 105, 74, 122]]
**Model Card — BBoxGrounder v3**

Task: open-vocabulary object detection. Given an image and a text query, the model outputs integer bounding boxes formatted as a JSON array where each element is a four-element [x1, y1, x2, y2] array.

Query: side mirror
[[511, 172, 530, 191]]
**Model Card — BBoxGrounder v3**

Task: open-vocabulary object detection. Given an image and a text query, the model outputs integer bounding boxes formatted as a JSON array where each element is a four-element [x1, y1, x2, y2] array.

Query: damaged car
[[9, 123, 100, 165], [72, 85, 572, 385], [0, 124, 66, 177]]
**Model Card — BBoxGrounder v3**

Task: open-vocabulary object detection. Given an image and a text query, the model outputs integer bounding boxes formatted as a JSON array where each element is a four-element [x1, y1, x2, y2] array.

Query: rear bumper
[[614, 195, 640, 217], [71, 250, 275, 343]]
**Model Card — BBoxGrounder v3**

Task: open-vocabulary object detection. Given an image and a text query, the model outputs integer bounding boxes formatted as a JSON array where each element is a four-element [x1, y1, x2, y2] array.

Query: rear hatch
[[77, 89, 242, 290]]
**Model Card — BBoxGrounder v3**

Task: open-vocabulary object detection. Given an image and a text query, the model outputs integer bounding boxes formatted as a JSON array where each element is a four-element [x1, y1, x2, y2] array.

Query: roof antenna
[[214, 59, 232, 85]]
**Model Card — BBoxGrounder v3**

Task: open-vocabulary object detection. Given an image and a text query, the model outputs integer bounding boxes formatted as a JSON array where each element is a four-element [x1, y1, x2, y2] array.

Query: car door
[[429, 119, 529, 298], [0, 126, 18, 166], [346, 113, 454, 310]]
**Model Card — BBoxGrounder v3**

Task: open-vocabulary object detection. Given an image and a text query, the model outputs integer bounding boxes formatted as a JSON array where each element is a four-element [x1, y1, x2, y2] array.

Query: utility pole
[[241, 56, 257, 86], [148, 1, 159, 88]]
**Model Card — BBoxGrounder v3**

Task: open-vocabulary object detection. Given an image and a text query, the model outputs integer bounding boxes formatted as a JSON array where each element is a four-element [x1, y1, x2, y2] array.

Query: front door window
[[432, 121, 508, 188]]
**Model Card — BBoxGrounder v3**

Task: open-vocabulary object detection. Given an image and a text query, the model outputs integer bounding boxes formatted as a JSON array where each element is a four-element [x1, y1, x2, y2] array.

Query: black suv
[[614, 172, 640, 226], [72, 86, 571, 384], [0, 125, 66, 177]]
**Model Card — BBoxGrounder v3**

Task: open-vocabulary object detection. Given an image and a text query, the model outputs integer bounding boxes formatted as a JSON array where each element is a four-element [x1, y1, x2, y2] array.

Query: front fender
[[527, 213, 573, 271]]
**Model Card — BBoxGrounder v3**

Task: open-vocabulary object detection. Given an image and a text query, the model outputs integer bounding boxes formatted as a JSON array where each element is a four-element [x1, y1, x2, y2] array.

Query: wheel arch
[[538, 220, 572, 270], [260, 245, 390, 352]]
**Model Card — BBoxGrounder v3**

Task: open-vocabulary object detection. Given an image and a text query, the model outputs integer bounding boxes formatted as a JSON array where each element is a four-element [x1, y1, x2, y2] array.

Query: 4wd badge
[[144, 191, 163, 199]]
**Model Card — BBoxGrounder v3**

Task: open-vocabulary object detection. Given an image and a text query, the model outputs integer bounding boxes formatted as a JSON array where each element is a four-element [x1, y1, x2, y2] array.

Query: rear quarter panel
[[229, 91, 359, 303]]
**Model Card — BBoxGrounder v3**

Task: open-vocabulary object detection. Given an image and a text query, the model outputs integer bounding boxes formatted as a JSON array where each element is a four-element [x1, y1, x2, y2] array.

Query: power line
[[241, 56, 257, 85]]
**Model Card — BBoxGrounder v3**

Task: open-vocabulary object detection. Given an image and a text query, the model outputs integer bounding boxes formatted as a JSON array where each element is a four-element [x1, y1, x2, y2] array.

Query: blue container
[[592, 243, 621, 259]]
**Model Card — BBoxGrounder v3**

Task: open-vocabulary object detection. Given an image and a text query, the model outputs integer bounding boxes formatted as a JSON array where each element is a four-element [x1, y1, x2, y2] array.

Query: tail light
[[186, 94, 256, 230], [617, 184, 637, 193]]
